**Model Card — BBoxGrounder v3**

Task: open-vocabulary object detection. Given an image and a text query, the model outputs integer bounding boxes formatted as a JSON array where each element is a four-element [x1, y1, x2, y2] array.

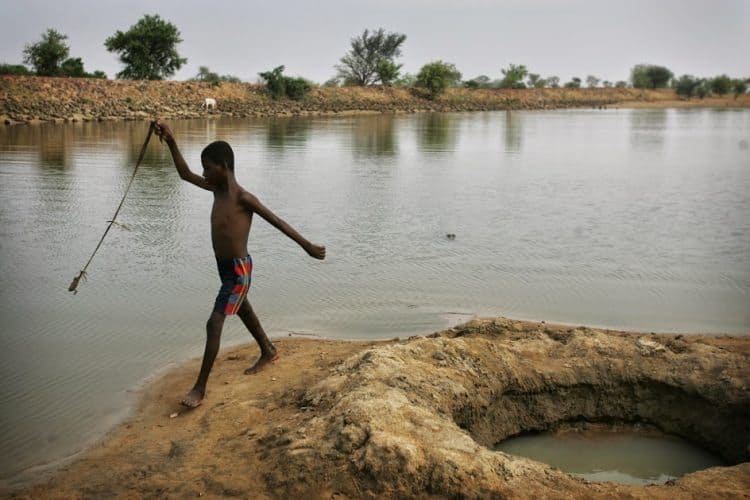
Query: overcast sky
[[2, 0, 748, 84]]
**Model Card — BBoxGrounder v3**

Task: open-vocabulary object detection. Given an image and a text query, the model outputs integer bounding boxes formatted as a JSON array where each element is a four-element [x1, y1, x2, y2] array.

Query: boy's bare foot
[[244, 350, 279, 375], [181, 388, 204, 408]]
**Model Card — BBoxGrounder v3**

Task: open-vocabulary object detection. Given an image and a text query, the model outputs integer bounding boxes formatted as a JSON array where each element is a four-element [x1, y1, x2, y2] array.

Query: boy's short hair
[[201, 141, 234, 171]]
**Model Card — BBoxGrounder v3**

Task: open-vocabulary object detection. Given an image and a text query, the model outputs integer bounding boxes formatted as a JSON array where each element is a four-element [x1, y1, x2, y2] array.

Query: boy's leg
[[182, 311, 225, 407], [237, 298, 278, 374]]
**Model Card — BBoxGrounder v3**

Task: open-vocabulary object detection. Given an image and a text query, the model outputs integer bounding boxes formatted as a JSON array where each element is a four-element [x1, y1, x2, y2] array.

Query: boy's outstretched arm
[[152, 119, 213, 191], [241, 192, 326, 260]]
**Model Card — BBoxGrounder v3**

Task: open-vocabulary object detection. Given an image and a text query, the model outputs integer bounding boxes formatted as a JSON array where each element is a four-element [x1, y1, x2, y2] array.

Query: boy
[[153, 120, 326, 408]]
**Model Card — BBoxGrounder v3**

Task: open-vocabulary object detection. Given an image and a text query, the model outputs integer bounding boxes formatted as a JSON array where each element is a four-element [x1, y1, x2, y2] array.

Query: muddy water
[[495, 427, 725, 485], [0, 109, 748, 482]]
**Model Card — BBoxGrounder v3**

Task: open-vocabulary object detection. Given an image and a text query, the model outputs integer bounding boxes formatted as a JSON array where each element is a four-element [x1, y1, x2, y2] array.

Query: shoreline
[[6, 317, 749, 498], [2, 75, 749, 126]]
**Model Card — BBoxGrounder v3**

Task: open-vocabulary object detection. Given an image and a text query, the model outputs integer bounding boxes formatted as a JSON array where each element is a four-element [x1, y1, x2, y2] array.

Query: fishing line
[[68, 122, 155, 293]]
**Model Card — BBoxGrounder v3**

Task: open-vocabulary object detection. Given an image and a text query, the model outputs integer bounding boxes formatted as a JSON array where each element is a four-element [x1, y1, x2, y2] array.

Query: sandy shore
[[5, 318, 749, 499]]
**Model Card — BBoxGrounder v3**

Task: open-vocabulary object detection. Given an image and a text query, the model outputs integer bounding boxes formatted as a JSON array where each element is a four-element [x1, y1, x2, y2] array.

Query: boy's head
[[201, 141, 234, 171]]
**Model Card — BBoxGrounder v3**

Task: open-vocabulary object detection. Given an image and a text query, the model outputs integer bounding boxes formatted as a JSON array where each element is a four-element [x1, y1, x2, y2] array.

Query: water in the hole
[[494, 425, 725, 485]]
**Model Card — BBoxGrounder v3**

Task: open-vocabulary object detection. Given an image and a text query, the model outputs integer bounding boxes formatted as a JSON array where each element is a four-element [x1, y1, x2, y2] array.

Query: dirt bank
[[2, 76, 749, 126], [7, 318, 749, 499]]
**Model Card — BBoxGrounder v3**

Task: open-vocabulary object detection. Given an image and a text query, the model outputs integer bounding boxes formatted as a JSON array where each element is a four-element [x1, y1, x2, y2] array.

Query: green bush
[[499, 63, 528, 89], [564, 77, 581, 88], [0, 63, 33, 75], [415, 61, 461, 98], [710, 75, 732, 95], [732, 79, 748, 98], [285, 77, 312, 100], [674, 75, 700, 98], [259, 65, 311, 100]]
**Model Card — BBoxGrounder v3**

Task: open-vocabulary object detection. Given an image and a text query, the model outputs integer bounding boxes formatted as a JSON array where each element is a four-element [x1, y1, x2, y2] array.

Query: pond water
[[495, 426, 725, 485], [0, 109, 748, 482]]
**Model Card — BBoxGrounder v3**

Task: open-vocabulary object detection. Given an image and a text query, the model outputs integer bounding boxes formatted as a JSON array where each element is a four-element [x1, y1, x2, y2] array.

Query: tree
[[23, 29, 69, 76], [630, 64, 673, 89], [546, 76, 560, 88], [615, 80, 628, 88], [674, 75, 700, 98], [732, 79, 748, 98], [196, 66, 220, 84], [336, 28, 406, 86], [564, 77, 581, 88], [527, 73, 546, 88], [465, 75, 492, 89], [415, 61, 461, 98], [499, 63, 528, 88], [104, 14, 187, 80], [602, 80, 613, 88], [585, 75, 600, 88], [710, 75, 732, 95]]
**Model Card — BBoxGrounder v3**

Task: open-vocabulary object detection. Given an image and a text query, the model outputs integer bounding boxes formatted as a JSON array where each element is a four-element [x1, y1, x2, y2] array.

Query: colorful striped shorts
[[213, 254, 252, 315]]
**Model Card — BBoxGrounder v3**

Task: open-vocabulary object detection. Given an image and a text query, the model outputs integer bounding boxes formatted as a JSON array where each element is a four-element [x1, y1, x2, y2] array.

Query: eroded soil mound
[[267, 319, 749, 498]]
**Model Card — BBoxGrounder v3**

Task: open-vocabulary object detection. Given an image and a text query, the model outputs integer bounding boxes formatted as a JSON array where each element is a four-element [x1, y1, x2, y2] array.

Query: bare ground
[[6, 318, 749, 499]]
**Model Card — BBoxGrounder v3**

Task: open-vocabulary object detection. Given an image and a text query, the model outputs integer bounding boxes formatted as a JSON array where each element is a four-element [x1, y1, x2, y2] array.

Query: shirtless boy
[[153, 120, 325, 408]]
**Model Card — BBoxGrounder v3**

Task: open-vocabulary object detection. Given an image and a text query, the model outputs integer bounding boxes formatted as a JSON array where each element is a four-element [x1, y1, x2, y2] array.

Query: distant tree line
[[2, 19, 747, 102]]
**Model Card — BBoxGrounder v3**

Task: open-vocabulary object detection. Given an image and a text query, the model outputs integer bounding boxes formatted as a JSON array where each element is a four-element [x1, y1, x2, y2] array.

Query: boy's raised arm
[[241, 192, 326, 260], [153, 120, 213, 191]]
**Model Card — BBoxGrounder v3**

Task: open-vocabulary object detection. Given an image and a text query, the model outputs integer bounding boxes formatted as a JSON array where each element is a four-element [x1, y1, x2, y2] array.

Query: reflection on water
[[417, 113, 458, 152], [0, 109, 749, 483], [504, 110, 523, 152], [266, 117, 311, 150], [352, 114, 397, 157], [629, 109, 667, 151]]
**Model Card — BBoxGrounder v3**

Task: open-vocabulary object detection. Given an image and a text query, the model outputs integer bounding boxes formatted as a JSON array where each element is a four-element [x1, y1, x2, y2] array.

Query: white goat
[[202, 98, 217, 110]]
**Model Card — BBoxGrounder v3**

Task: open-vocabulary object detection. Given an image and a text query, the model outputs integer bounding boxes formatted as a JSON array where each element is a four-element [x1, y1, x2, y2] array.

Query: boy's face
[[201, 158, 227, 186]]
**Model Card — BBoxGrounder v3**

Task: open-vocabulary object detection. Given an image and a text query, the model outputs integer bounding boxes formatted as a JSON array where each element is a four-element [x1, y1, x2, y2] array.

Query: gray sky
[[2, 0, 748, 84]]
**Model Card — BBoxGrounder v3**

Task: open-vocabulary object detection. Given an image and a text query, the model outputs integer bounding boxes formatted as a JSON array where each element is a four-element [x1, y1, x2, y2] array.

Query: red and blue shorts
[[213, 254, 252, 315]]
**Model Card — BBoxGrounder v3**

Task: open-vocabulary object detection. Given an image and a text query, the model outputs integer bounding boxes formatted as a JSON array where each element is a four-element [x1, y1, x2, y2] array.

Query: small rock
[[169, 412, 179, 419]]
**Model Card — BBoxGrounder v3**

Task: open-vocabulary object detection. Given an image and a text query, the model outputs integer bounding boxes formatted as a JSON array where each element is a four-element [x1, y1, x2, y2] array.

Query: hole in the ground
[[451, 377, 748, 483], [494, 422, 725, 485]]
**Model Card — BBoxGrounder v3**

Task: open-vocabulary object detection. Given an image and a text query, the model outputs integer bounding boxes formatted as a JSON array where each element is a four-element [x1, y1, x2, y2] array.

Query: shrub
[[732, 79, 748, 98], [415, 60, 461, 98], [564, 77, 581, 88], [499, 63, 528, 88], [259, 65, 311, 100], [0, 63, 33, 75], [674, 75, 700, 98], [285, 77, 312, 100]]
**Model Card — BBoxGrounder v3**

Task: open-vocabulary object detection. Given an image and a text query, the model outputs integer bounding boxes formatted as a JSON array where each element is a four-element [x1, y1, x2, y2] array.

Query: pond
[[0, 108, 748, 481]]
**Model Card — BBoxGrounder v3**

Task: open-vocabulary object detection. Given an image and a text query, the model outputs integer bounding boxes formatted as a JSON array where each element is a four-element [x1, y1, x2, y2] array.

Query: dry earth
[[3, 76, 749, 126], [7, 318, 749, 499]]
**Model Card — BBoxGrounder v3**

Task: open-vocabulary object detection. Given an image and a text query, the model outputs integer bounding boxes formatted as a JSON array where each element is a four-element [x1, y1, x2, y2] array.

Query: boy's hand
[[306, 243, 326, 260], [152, 119, 175, 144]]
